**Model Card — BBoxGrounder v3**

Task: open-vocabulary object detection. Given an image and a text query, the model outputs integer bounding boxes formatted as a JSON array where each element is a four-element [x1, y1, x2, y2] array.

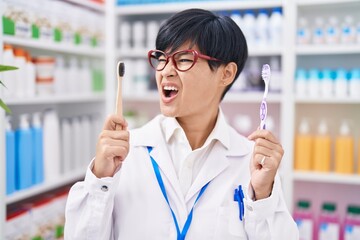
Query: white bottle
[[230, 10, 242, 28], [146, 21, 159, 49], [43, 109, 61, 181], [325, 16, 340, 44], [349, 68, 360, 98], [72, 117, 82, 169], [2, 44, 16, 97], [295, 69, 308, 97], [242, 10, 256, 47], [13, 48, 27, 98], [25, 52, 36, 97], [68, 57, 79, 94], [61, 118, 72, 174], [80, 59, 92, 95], [122, 59, 135, 97], [356, 21, 360, 43], [341, 15, 356, 44], [132, 21, 145, 50], [54, 55, 66, 95], [269, 56, 282, 92], [81, 115, 92, 167], [312, 17, 325, 44], [308, 68, 320, 97], [335, 68, 349, 98], [255, 9, 269, 47], [297, 17, 311, 45], [320, 69, 334, 97], [269, 7, 283, 46], [119, 21, 131, 50], [134, 59, 149, 95]]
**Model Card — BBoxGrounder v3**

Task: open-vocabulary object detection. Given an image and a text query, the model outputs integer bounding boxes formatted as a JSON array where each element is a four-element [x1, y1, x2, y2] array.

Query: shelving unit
[[6, 93, 105, 105], [294, 171, 360, 185]]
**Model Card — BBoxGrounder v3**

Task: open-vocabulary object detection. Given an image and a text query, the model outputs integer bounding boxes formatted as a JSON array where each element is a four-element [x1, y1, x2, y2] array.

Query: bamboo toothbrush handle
[[116, 62, 125, 131]]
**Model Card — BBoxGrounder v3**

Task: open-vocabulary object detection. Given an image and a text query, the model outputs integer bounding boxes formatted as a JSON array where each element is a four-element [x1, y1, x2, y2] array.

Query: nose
[[161, 57, 177, 78]]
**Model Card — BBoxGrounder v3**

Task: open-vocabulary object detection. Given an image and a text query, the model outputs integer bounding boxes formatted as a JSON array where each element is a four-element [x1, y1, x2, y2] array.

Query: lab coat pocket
[[216, 202, 247, 239]]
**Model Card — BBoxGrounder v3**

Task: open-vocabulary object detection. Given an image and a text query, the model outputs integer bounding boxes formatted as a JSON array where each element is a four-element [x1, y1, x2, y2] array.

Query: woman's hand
[[248, 129, 284, 200], [93, 115, 130, 178]]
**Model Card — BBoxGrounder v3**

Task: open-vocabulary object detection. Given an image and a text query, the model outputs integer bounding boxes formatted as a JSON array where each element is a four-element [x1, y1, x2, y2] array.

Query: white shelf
[[295, 96, 360, 104], [5, 93, 105, 105], [65, 0, 105, 12], [119, 46, 282, 59], [116, 0, 283, 15], [6, 170, 85, 204], [296, 45, 360, 55], [294, 171, 360, 185], [3, 36, 104, 57], [296, 0, 360, 6], [224, 92, 282, 103], [123, 91, 282, 103]]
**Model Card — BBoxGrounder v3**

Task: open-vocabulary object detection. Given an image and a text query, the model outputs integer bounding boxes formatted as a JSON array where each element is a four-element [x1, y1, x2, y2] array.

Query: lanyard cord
[[147, 147, 210, 240]]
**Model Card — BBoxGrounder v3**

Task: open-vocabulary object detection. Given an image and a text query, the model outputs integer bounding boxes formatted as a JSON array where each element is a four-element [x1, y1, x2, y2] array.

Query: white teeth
[[163, 86, 178, 91]]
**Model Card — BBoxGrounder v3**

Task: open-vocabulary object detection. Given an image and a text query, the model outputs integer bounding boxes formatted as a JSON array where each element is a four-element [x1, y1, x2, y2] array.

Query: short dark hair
[[156, 8, 248, 100]]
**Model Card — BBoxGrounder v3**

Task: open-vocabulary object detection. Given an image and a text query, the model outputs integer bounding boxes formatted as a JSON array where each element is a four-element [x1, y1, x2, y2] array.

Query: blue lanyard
[[147, 147, 210, 240]]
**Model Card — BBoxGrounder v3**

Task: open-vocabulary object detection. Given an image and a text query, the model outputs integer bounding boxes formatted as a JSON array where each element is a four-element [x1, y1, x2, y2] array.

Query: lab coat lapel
[[185, 142, 229, 203]]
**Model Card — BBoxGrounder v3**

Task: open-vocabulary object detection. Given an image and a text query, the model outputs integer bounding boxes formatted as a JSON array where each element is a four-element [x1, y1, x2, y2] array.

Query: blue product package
[[6, 127, 16, 195]]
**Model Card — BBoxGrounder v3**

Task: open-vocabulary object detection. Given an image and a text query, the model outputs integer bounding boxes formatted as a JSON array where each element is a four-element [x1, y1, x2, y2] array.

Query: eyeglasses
[[148, 49, 222, 72]]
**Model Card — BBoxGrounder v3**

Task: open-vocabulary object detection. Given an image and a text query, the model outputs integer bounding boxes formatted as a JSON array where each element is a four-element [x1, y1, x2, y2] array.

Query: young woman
[[65, 8, 298, 239]]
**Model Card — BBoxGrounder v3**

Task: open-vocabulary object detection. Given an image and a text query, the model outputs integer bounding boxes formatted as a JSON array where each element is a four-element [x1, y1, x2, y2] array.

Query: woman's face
[[155, 44, 224, 119]]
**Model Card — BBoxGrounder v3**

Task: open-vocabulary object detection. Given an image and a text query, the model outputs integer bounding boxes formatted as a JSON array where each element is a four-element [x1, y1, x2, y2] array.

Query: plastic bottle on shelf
[[344, 205, 360, 240], [320, 68, 334, 97], [312, 17, 325, 44], [72, 117, 82, 169], [334, 121, 354, 174], [308, 68, 320, 97], [134, 59, 149, 95], [31, 112, 44, 185], [341, 15, 356, 44], [25, 52, 36, 98], [61, 118, 72, 174], [2, 44, 17, 97], [334, 68, 349, 98], [68, 57, 80, 94], [297, 17, 311, 45], [357, 21, 360, 44], [33, 56, 56, 96], [13, 48, 27, 98], [119, 21, 131, 50], [5, 117, 16, 195], [246, 57, 261, 90], [54, 55, 66, 94], [15, 114, 33, 190], [230, 10, 242, 28], [132, 21, 145, 49], [349, 68, 360, 98], [81, 115, 92, 166], [325, 16, 340, 44], [43, 109, 61, 182], [269, 7, 283, 46], [80, 58, 92, 94], [318, 202, 340, 240], [313, 120, 331, 172], [293, 200, 314, 240], [294, 118, 313, 171], [295, 68, 308, 97], [242, 10, 256, 47], [146, 21, 159, 49], [269, 56, 282, 92], [255, 9, 269, 46]]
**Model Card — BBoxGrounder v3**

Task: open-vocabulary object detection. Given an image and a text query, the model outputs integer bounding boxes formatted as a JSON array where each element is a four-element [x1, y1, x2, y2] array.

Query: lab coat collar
[[130, 113, 252, 203]]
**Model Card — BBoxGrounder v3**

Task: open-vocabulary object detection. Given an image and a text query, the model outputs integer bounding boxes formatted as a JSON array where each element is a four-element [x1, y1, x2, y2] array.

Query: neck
[[177, 108, 219, 150]]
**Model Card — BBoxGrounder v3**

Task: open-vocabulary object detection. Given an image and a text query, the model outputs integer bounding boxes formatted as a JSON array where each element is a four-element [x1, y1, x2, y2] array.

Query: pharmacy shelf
[[3, 36, 105, 57], [296, 0, 360, 6], [6, 170, 85, 205], [119, 47, 282, 59], [296, 45, 360, 55], [295, 96, 360, 104], [124, 91, 282, 103], [115, 0, 283, 15], [294, 171, 360, 185], [66, 0, 105, 12], [6, 93, 105, 105]]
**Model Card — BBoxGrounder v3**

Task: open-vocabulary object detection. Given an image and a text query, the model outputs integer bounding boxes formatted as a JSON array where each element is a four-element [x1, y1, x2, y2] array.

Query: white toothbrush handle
[[260, 99, 267, 130]]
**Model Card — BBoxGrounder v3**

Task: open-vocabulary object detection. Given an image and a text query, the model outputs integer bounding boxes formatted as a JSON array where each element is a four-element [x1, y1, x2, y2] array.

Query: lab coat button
[[101, 185, 108, 192], [246, 204, 253, 211]]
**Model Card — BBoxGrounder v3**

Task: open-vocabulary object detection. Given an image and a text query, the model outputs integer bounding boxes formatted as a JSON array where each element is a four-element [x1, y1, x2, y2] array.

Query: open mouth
[[163, 85, 179, 98]]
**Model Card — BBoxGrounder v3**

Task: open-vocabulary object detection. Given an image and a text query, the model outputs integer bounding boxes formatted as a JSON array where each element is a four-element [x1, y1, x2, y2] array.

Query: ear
[[219, 62, 237, 87]]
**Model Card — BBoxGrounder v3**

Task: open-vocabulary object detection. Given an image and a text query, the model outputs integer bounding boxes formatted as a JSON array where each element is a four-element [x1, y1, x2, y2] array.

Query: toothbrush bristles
[[118, 62, 125, 77]]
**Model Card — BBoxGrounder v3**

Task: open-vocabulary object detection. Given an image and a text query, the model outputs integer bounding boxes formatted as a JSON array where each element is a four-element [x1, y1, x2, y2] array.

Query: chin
[[159, 104, 178, 118]]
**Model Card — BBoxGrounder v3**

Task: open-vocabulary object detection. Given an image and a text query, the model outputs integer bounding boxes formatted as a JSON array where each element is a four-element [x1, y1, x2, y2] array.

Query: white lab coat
[[65, 115, 299, 240]]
